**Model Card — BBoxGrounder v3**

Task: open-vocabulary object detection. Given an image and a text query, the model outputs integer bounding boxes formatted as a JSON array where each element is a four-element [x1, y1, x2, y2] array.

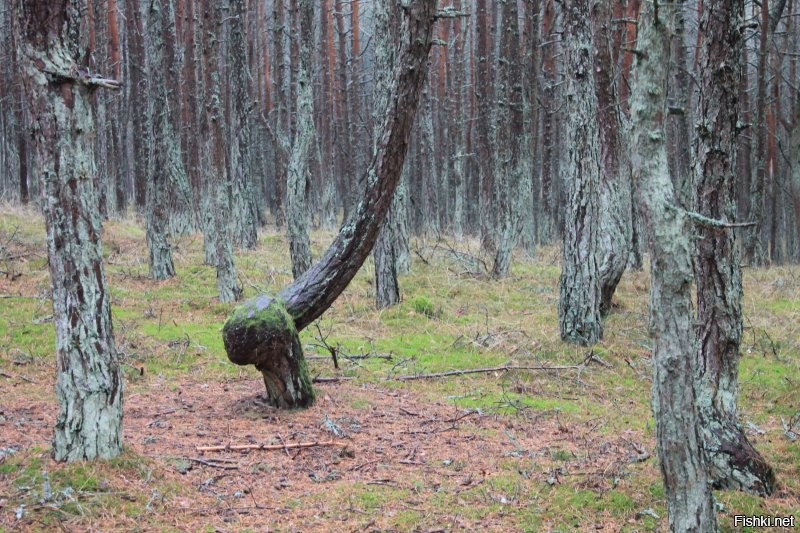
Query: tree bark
[[558, 0, 604, 345], [285, 0, 314, 279], [144, 0, 181, 281], [592, 0, 631, 315], [693, 0, 776, 496], [630, 4, 718, 529], [227, 0, 259, 250], [223, 0, 437, 407], [373, 1, 403, 309], [201, 0, 242, 303], [14, 0, 124, 461], [491, 0, 524, 279]]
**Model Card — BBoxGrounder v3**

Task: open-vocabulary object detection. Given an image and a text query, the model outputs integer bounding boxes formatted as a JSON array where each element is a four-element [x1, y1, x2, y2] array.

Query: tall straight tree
[[629, 1, 717, 529], [144, 0, 183, 280], [491, 0, 525, 278], [201, 0, 242, 303], [558, 0, 604, 345], [14, 0, 124, 461], [285, 0, 314, 278], [693, 0, 776, 495], [227, 0, 259, 250]]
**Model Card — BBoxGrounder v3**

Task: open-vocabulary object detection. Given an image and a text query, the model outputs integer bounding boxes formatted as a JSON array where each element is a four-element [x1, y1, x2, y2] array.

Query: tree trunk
[[285, 0, 314, 279], [630, 4, 718, 529], [145, 0, 180, 281], [693, 0, 776, 496], [201, 0, 242, 303], [491, 0, 524, 279], [558, 0, 604, 345], [592, 0, 631, 315], [15, 0, 124, 461], [227, 0, 259, 249], [373, 1, 403, 309], [223, 0, 437, 407]]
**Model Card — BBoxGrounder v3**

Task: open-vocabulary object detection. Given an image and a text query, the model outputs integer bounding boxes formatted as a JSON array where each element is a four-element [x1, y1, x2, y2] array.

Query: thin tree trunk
[[373, 1, 403, 309], [558, 0, 604, 345], [491, 0, 524, 278], [15, 0, 124, 461], [592, 0, 631, 314], [202, 0, 242, 303], [227, 0, 258, 250], [630, 4, 718, 529], [145, 0, 180, 281], [693, 0, 776, 496], [286, 0, 314, 279]]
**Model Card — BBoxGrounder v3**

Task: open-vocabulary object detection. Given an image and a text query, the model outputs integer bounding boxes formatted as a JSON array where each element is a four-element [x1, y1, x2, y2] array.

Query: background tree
[[692, 0, 775, 495], [285, 0, 314, 279], [13, 0, 124, 461]]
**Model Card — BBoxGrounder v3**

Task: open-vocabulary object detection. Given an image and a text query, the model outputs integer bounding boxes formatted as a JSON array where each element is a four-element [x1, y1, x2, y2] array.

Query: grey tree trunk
[[372, 1, 404, 308], [227, 0, 259, 250], [15, 0, 124, 461], [202, 0, 242, 303], [145, 0, 181, 281], [693, 0, 776, 496], [286, 0, 314, 279], [630, 3, 718, 530], [558, 0, 603, 345], [491, 0, 524, 279], [223, 0, 437, 408], [592, 0, 631, 315]]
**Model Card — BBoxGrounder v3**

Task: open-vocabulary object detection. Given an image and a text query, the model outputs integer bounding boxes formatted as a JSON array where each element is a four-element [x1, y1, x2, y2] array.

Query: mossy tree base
[[222, 296, 315, 409]]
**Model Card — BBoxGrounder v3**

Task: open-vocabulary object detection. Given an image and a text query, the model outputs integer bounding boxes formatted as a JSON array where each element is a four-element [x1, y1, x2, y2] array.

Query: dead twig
[[196, 440, 347, 453], [189, 458, 239, 470], [312, 376, 354, 383], [391, 364, 583, 381]]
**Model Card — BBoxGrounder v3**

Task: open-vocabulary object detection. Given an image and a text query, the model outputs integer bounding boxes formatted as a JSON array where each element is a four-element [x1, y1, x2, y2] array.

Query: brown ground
[[0, 374, 646, 532]]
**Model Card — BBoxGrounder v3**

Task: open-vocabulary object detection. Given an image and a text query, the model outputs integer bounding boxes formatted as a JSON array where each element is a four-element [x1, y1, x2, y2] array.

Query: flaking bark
[[630, 3, 718, 530], [558, 0, 604, 345], [14, 0, 124, 461]]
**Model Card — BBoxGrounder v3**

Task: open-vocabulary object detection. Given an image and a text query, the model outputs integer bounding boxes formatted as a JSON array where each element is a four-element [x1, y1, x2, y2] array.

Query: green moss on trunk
[[222, 296, 315, 408]]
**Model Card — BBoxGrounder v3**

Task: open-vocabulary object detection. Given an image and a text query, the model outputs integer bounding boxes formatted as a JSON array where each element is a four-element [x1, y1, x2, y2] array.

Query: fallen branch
[[391, 364, 583, 381], [312, 376, 355, 383], [189, 457, 239, 470], [196, 440, 347, 453]]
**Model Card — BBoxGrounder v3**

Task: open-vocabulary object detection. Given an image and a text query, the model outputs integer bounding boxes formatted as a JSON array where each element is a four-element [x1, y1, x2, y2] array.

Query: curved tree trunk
[[592, 0, 631, 316], [630, 3, 718, 530], [15, 0, 124, 461], [693, 0, 776, 496], [223, 0, 437, 408], [558, 0, 604, 345]]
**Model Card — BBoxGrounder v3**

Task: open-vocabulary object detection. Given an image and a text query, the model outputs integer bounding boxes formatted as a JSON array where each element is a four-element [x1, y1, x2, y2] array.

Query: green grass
[[1, 209, 799, 531]]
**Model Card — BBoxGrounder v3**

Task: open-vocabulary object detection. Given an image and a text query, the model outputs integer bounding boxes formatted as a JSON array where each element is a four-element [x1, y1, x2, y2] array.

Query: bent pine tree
[[222, 0, 437, 408]]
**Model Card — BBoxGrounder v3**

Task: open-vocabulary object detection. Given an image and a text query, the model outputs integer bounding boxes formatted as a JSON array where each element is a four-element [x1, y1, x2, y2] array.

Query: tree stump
[[222, 295, 315, 408]]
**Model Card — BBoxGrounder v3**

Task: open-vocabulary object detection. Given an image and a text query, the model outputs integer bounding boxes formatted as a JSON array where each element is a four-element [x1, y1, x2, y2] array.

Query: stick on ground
[[196, 440, 348, 453]]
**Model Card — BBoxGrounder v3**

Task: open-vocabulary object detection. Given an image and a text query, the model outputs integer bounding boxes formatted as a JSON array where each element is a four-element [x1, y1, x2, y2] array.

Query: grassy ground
[[0, 204, 798, 532]]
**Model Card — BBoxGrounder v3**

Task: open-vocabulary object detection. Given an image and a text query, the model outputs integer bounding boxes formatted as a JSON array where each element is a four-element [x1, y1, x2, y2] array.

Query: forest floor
[[0, 204, 798, 532]]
